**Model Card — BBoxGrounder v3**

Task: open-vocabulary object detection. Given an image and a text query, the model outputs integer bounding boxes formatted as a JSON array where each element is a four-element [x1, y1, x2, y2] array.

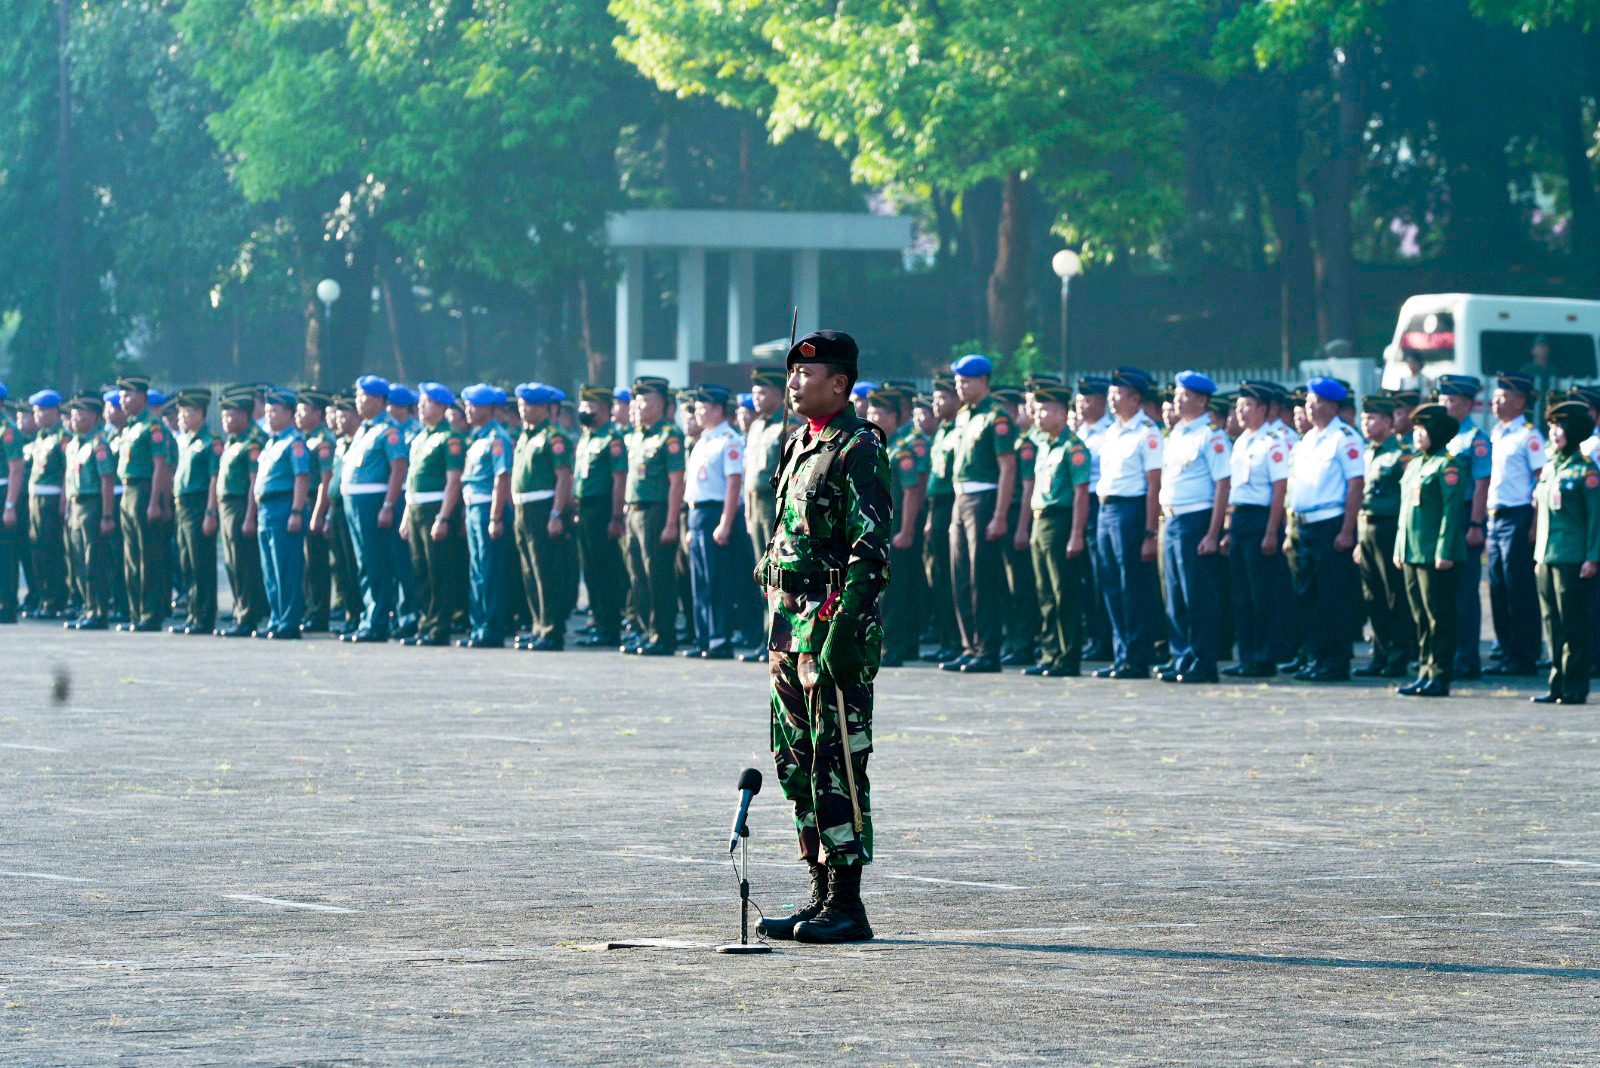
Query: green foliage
[[948, 334, 1049, 385]]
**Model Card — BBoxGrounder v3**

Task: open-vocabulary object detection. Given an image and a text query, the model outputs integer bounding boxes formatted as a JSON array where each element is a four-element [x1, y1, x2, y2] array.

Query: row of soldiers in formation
[[2, 362, 1599, 702]]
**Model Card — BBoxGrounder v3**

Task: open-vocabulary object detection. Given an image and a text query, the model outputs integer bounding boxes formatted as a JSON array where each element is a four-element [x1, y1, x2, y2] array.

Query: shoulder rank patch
[[247, 446, 260, 461], [552, 439, 566, 454], [1271, 449, 1284, 463], [1587, 471, 1599, 489], [1474, 440, 1488, 457], [448, 438, 463, 456], [292, 441, 306, 458], [1213, 441, 1224, 453], [1071, 449, 1087, 466], [1530, 439, 1542, 452], [1347, 446, 1359, 460], [150, 428, 164, 444], [491, 440, 504, 457], [666, 439, 682, 454], [608, 440, 623, 457], [993, 417, 1011, 436], [1145, 434, 1158, 450], [387, 429, 401, 446], [727, 446, 740, 461], [1444, 468, 1460, 486], [212, 439, 224, 455], [899, 455, 915, 472]]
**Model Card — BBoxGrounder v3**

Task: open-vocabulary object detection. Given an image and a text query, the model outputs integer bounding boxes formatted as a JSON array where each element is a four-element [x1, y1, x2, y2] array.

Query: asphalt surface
[[4, 621, 1600, 1064]]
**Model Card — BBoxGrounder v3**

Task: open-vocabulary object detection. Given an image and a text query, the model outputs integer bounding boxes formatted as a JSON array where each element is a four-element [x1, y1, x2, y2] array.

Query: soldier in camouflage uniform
[[755, 330, 891, 946]]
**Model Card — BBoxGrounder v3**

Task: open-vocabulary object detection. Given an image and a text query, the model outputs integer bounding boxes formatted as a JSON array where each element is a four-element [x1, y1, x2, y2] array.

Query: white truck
[[1380, 293, 1600, 394]]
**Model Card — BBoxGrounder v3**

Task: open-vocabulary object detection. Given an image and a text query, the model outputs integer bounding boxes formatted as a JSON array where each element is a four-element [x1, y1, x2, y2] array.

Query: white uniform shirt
[[1582, 434, 1600, 465], [1228, 425, 1290, 507], [1488, 418, 1546, 509], [1287, 417, 1364, 521], [685, 419, 743, 505], [1095, 411, 1162, 498], [1270, 418, 1300, 451], [1078, 411, 1114, 485], [1159, 415, 1231, 514]]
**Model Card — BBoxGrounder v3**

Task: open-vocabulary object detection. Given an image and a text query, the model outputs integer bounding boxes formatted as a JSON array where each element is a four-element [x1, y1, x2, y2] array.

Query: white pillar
[[791, 248, 820, 335], [726, 250, 755, 363], [675, 247, 706, 385], [614, 247, 644, 390]]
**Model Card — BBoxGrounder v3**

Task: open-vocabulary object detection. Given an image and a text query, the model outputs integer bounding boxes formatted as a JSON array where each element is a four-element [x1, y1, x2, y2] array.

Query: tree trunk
[[325, 233, 378, 387], [1261, 85, 1317, 369], [303, 300, 323, 386], [963, 179, 1000, 347], [55, 0, 74, 385], [1308, 50, 1364, 352], [986, 171, 1030, 357], [380, 271, 408, 382]]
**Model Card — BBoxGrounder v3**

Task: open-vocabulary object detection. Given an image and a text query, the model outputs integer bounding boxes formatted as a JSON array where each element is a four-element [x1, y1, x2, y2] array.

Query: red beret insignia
[[799, 341, 815, 358]]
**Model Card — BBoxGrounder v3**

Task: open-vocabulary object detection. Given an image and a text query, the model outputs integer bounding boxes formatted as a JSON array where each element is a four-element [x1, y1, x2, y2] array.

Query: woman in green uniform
[[1531, 400, 1600, 705], [1393, 403, 1464, 698]]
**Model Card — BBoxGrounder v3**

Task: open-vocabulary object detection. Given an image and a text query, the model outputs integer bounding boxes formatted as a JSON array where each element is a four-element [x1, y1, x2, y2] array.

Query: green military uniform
[[1356, 425, 1416, 676], [172, 402, 222, 632], [742, 381, 792, 558], [573, 401, 628, 645], [25, 414, 69, 615], [300, 414, 337, 630], [623, 394, 685, 652], [879, 416, 929, 663], [1003, 417, 1042, 659], [116, 393, 177, 629], [948, 391, 1017, 665], [756, 336, 892, 947], [65, 408, 116, 625], [405, 416, 466, 644], [1395, 421, 1467, 693], [512, 413, 574, 646], [1029, 419, 1093, 674], [215, 407, 268, 634], [101, 414, 129, 620], [922, 406, 959, 657], [1532, 410, 1600, 703], [0, 407, 20, 621]]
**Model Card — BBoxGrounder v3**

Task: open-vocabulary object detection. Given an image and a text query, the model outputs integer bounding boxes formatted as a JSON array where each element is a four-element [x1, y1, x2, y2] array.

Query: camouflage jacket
[[761, 405, 893, 654]]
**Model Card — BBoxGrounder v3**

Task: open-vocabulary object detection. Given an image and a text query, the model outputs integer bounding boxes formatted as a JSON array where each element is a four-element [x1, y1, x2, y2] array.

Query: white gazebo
[[606, 209, 914, 389]]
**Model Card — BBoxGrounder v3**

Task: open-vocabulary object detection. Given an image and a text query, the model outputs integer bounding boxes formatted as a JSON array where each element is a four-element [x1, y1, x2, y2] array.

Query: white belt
[[409, 490, 446, 504], [514, 489, 555, 504], [29, 485, 63, 496], [464, 489, 493, 506], [955, 481, 999, 495], [343, 482, 389, 495], [1291, 505, 1343, 524]]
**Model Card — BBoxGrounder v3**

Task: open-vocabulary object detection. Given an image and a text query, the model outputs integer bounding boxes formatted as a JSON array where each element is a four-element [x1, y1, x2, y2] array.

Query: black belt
[[690, 500, 722, 510], [1360, 510, 1399, 520], [1100, 494, 1144, 504], [1032, 504, 1071, 517], [762, 563, 844, 595], [1489, 505, 1532, 518], [1229, 504, 1269, 513]]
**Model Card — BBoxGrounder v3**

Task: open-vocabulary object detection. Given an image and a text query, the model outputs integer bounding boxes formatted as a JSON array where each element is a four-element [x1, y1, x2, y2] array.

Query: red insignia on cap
[[800, 341, 815, 358], [1347, 446, 1359, 459]]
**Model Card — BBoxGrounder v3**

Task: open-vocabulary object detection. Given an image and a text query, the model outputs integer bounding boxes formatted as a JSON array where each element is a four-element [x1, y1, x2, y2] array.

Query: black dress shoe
[[455, 637, 504, 648], [401, 634, 445, 646], [525, 637, 564, 651], [1232, 664, 1278, 678], [739, 648, 770, 663], [300, 620, 329, 634], [75, 618, 109, 631], [1177, 672, 1219, 684], [1396, 678, 1427, 696], [1021, 664, 1052, 677], [216, 624, 253, 638], [703, 645, 734, 661], [577, 634, 621, 648], [1485, 661, 1537, 677], [1279, 659, 1308, 674], [679, 647, 705, 658], [1412, 678, 1449, 697], [268, 629, 301, 640], [1298, 666, 1350, 682], [1155, 668, 1180, 683], [1092, 664, 1120, 679], [133, 620, 161, 633], [1351, 662, 1388, 678], [959, 657, 1000, 673], [923, 647, 961, 663], [1530, 693, 1562, 704], [1108, 665, 1151, 680], [939, 655, 973, 672], [1561, 695, 1588, 705], [634, 642, 672, 657], [999, 648, 1035, 667], [350, 630, 388, 643]]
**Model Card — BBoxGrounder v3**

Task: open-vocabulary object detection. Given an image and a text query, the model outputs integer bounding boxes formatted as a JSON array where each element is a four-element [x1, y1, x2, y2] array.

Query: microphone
[[728, 768, 762, 853]]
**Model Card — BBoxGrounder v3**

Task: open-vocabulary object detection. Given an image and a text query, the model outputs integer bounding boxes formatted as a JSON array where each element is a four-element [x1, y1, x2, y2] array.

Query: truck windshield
[[1399, 311, 1455, 363]]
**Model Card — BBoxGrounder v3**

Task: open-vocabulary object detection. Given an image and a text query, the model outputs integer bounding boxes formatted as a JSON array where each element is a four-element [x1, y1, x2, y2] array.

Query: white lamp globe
[[316, 278, 342, 305]]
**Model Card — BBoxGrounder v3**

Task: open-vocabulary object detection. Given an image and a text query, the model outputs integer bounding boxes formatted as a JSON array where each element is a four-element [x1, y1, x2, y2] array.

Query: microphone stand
[[716, 822, 771, 954]]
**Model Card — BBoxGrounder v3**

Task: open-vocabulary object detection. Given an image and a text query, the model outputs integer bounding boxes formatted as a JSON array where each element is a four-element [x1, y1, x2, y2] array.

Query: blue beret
[[419, 381, 455, 406], [951, 354, 992, 378], [1174, 370, 1216, 395], [28, 389, 62, 408], [1307, 376, 1348, 403], [851, 380, 879, 398], [463, 383, 507, 407], [514, 382, 557, 405], [548, 387, 568, 405], [1495, 370, 1535, 396], [1110, 366, 1153, 395], [1435, 374, 1480, 398], [386, 385, 418, 407], [0, 382, 7, 400], [147, 389, 169, 408], [355, 374, 390, 398], [102, 389, 121, 409], [737, 392, 755, 410], [613, 388, 631, 402]]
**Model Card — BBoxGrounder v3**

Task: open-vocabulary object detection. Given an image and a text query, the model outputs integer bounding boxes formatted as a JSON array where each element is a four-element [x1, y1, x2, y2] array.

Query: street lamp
[[1051, 249, 1082, 379], [316, 278, 341, 380]]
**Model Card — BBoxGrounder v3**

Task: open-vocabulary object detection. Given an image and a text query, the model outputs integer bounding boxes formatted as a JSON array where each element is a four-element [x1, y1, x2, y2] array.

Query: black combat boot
[[793, 864, 874, 944], [756, 861, 828, 941]]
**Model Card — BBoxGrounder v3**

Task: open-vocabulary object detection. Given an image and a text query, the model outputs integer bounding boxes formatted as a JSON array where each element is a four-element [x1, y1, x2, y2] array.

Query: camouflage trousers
[[770, 651, 873, 866]]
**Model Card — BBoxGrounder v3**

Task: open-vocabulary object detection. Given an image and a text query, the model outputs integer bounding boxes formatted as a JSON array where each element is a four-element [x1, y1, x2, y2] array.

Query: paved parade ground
[[5, 625, 1600, 1063]]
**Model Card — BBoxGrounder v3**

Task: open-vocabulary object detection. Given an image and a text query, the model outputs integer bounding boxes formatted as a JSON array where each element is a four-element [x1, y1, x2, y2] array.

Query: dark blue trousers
[[1228, 505, 1289, 670], [256, 495, 305, 634], [1454, 504, 1484, 674], [1162, 508, 1220, 676], [347, 493, 395, 637], [687, 504, 737, 651], [1290, 515, 1354, 671], [1487, 505, 1539, 665], [1095, 497, 1159, 669]]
